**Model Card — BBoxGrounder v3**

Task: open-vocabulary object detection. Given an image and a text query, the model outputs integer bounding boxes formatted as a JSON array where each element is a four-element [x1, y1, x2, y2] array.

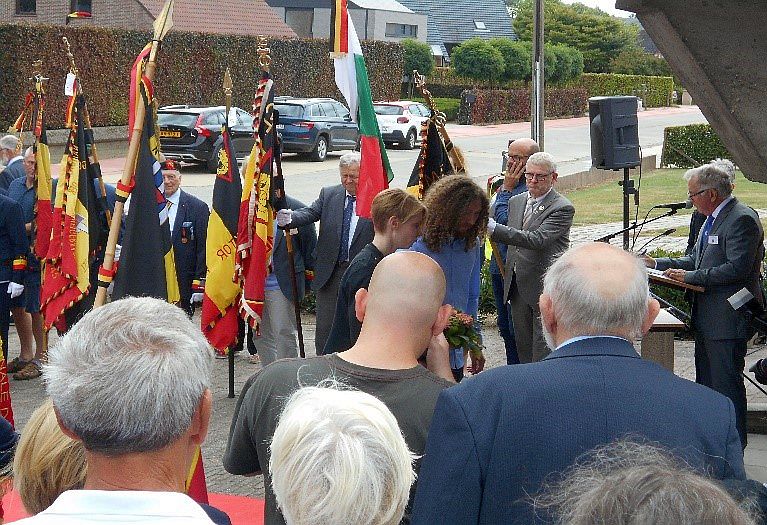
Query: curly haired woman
[[411, 175, 489, 381]]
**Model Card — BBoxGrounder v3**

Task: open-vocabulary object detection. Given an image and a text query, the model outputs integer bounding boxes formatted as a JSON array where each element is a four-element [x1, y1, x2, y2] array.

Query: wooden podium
[[641, 269, 704, 371]]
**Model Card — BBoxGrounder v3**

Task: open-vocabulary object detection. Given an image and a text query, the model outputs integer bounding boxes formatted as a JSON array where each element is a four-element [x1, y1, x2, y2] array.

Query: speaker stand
[[618, 167, 636, 250]]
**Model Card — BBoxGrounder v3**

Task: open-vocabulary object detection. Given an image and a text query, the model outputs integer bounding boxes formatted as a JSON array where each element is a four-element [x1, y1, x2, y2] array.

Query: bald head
[[541, 243, 658, 343], [361, 252, 446, 334], [508, 138, 540, 159]]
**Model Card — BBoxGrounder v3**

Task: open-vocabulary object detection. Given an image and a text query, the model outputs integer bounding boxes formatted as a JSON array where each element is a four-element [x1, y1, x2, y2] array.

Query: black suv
[[274, 97, 359, 161], [158, 105, 254, 171]]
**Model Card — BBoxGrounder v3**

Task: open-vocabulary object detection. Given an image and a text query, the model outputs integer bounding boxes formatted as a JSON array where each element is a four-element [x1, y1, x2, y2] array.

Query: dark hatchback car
[[274, 97, 359, 161], [158, 105, 254, 171]]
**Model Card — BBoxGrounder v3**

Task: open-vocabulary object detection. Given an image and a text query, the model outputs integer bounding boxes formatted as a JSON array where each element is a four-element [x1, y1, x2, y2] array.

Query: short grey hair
[[535, 440, 758, 525], [270, 386, 416, 525], [527, 151, 557, 174], [24, 146, 34, 157], [338, 151, 361, 170], [0, 135, 20, 152], [45, 297, 213, 455], [543, 243, 649, 340], [684, 163, 732, 199], [710, 158, 736, 186]]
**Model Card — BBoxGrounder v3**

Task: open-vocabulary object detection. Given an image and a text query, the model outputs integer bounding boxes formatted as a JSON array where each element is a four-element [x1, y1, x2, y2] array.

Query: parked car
[[273, 97, 358, 162], [158, 105, 254, 171], [373, 101, 431, 149]]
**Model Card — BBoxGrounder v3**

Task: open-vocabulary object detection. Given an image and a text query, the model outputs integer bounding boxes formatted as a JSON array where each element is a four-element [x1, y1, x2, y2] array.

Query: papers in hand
[[647, 267, 665, 278]]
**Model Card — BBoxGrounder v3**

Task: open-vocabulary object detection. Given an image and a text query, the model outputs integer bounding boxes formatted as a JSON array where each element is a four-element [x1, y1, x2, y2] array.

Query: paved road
[[87, 106, 707, 206]]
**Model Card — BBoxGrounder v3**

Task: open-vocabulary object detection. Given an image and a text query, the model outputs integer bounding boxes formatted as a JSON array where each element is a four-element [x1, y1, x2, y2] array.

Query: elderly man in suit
[[489, 151, 574, 362], [412, 243, 746, 525], [646, 163, 764, 449], [275, 152, 374, 354], [162, 160, 210, 316], [0, 135, 24, 192]]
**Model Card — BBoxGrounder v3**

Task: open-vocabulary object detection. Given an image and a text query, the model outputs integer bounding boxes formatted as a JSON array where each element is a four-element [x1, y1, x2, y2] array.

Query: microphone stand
[[635, 228, 676, 254], [595, 207, 680, 244]]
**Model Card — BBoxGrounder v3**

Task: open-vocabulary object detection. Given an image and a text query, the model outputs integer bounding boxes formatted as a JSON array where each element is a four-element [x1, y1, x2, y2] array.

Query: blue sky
[[561, 0, 632, 18]]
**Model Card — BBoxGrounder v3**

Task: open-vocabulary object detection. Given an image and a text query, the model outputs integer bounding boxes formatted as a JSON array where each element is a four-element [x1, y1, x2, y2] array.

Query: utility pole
[[531, 0, 545, 148]]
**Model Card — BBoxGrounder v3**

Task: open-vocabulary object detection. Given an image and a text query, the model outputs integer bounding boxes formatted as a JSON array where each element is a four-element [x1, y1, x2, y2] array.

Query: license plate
[[160, 130, 182, 138], [276, 124, 285, 130], [381, 126, 390, 133]]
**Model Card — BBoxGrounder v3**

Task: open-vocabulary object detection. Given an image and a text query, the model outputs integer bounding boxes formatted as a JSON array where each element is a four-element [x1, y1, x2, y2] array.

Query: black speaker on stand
[[589, 96, 641, 249]]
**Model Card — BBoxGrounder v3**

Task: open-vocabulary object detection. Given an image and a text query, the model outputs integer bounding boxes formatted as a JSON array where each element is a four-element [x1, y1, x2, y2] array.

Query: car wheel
[[402, 129, 417, 150], [309, 135, 328, 162], [207, 143, 223, 172]]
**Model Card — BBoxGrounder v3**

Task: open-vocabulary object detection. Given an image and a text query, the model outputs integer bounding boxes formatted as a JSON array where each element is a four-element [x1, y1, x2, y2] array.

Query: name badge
[[708, 235, 719, 245]]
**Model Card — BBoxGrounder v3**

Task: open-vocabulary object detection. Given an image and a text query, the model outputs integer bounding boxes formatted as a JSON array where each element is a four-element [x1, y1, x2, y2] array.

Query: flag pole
[[413, 70, 465, 174], [62, 36, 112, 226], [94, 0, 174, 308], [222, 68, 237, 398]]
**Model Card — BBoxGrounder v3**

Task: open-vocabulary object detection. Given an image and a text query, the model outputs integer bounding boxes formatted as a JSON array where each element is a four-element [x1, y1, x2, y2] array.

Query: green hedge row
[[0, 24, 403, 130], [458, 87, 588, 125], [661, 124, 732, 168], [576, 73, 674, 108], [411, 97, 460, 122], [415, 67, 525, 99]]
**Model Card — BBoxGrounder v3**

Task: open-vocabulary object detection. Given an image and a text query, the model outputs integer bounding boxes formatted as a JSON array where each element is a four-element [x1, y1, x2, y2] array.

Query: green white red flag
[[331, 0, 393, 218]]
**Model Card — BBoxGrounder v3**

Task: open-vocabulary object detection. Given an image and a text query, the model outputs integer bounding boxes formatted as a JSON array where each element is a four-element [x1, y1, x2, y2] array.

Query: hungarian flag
[[201, 115, 242, 354], [407, 119, 454, 199], [32, 80, 53, 260], [40, 92, 103, 330], [236, 71, 275, 329], [331, 0, 393, 219], [112, 60, 179, 304]]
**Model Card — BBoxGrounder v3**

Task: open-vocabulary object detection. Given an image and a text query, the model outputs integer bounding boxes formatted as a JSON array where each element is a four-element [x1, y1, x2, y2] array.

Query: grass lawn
[[562, 169, 767, 231]]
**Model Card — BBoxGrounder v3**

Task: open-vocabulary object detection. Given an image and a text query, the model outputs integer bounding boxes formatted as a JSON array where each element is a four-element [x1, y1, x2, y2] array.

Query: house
[[3, 0, 297, 38], [397, 0, 516, 62], [265, 0, 427, 43]]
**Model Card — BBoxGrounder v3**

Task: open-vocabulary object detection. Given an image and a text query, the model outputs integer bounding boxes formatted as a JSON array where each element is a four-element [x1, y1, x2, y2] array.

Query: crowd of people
[[0, 132, 765, 524]]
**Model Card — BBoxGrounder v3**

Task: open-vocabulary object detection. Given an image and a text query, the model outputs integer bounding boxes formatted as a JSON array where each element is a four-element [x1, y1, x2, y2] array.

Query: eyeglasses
[[687, 188, 711, 199], [524, 172, 551, 182]]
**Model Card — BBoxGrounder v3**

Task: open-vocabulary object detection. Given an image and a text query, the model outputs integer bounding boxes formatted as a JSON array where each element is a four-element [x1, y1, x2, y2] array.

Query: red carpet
[[2, 489, 264, 524]]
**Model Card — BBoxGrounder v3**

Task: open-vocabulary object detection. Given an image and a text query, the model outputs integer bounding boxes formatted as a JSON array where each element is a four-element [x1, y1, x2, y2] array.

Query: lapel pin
[[537, 205, 545, 212]]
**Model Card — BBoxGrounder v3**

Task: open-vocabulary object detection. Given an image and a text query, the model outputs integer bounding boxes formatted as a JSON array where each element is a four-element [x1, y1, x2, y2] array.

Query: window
[[309, 104, 325, 117], [70, 0, 92, 13], [417, 104, 431, 117], [474, 20, 487, 30], [321, 102, 338, 118], [15, 0, 35, 14], [333, 102, 351, 120], [385, 23, 418, 38], [285, 8, 313, 38]]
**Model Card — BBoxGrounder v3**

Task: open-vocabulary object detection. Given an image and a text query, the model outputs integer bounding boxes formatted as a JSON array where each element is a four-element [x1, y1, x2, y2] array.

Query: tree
[[452, 38, 505, 82], [548, 43, 584, 83], [610, 49, 673, 77], [402, 38, 434, 77], [514, 0, 639, 73], [489, 38, 531, 81]]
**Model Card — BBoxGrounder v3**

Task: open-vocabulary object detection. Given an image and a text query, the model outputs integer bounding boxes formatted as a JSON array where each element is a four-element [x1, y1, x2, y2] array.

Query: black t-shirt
[[322, 243, 384, 354], [223, 354, 453, 525]]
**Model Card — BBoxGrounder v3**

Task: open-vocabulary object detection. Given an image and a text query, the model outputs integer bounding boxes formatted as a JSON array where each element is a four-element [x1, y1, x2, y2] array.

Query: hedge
[[0, 24, 403, 130], [458, 87, 588, 125], [661, 124, 732, 168], [411, 97, 460, 122], [413, 67, 526, 99], [576, 73, 674, 108]]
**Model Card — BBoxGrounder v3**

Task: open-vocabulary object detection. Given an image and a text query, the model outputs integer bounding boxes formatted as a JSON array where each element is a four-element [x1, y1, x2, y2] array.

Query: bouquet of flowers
[[443, 308, 484, 360]]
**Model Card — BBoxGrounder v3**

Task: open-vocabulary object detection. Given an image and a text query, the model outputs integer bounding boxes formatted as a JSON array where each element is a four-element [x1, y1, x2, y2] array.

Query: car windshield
[[373, 105, 404, 116], [274, 104, 305, 118], [158, 113, 197, 128]]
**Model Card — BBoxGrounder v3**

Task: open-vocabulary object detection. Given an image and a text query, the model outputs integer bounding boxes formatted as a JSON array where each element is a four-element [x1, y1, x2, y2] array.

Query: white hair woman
[[269, 386, 416, 525]]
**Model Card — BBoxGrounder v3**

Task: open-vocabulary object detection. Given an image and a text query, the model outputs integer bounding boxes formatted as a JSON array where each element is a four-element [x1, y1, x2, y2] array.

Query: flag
[[201, 114, 242, 354], [32, 79, 53, 260], [112, 52, 179, 304], [40, 93, 102, 330], [331, 0, 393, 219], [67, 10, 91, 18], [407, 119, 453, 199], [185, 446, 208, 504], [0, 351, 13, 428], [236, 70, 275, 329]]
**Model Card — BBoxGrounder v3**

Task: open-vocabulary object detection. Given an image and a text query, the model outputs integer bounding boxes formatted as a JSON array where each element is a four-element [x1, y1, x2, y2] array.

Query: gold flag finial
[[256, 35, 271, 71]]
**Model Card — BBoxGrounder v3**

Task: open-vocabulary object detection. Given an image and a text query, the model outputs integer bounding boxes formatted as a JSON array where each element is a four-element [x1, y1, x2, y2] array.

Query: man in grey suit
[[275, 152, 374, 354], [489, 151, 574, 362], [646, 163, 764, 448]]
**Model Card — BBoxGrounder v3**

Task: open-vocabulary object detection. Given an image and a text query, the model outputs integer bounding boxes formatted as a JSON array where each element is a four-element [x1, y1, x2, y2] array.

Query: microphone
[[655, 200, 693, 210], [636, 228, 676, 254]]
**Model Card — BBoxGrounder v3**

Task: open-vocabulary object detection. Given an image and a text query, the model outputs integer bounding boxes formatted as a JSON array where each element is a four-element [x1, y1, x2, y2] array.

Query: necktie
[[699, 214, 714, 251], [523, 198, 535, 228], [339, 195, 355, 263]]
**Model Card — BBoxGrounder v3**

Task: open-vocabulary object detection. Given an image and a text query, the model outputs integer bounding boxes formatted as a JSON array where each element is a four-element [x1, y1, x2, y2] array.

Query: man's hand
[[7, 283, 24, 299], [487, 217, 497, 234], [663, 268, 686, 282], [276, 209, 292, 227], [504, 157, 525, 191], [114, 244, 122, 263], [468, 352, 486, 375], [425, 333, 455, 383], [190, 293, 204, 305], [641, 254, 656, 268]]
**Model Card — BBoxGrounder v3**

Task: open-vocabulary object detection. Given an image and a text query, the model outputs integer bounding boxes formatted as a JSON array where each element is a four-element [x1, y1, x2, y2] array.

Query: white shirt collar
[[166, 189, 181, 205], [710, 195, 734, 220], [528, 187, 553, 205], [6, 155, 23, 166], [556, 335, 628, 351]]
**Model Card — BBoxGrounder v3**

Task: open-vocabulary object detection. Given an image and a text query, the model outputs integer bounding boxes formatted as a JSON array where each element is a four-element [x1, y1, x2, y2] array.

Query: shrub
[[576, 73, 674, 108], [416, 67, 526, 99], [459, 87, 587, 125], [0, 24, 403, 130], [610, 49, 673, 77], [489, 38, 531, 82], [661, 124, 732, 168], [452, 38, 505, 83], [402, 38, 434, 77], [412, 97, 460, 122], [549, 44, 584, 84]]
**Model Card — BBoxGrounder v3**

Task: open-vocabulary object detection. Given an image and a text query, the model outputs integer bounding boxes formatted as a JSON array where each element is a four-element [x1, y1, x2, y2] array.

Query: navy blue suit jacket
[[0, 161, 25, 192], [412, 337, 746, 524], [171, 190, 209, 312]]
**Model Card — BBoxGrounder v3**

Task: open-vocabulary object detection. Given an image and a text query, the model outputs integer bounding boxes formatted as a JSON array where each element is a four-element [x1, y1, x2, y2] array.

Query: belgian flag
[[41, 93, 104, 330], [406, 119, 454, 199], [201, 114, 242, 354], [32, 79, 53, 260], [112, 77, 179, 303]]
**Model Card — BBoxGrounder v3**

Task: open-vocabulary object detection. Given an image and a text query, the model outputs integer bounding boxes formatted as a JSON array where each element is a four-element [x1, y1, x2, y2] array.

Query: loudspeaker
[[588, 96, 640, 170]]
